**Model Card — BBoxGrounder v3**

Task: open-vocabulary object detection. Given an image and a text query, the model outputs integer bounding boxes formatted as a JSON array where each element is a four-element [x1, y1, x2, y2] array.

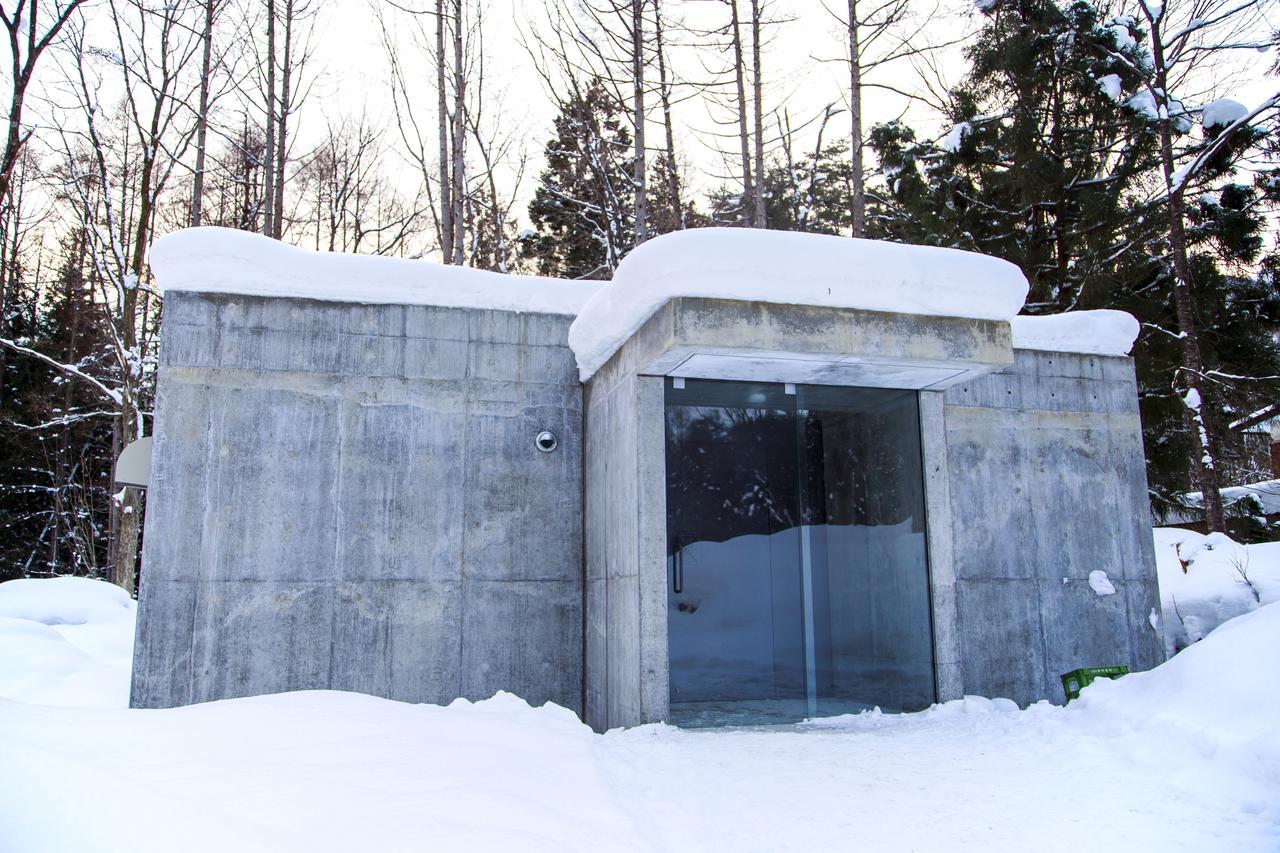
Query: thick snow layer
[[1153, 528, 1280, 656], [1010, 309, 1140, 356], [1075, 602, 1280, 762], [1202, 98, 1248, 128], [568, 228, 1030, 380], [2, 557, 1279, 850], [0, 577, 135, 707], [1097, 73, 1123, 101], [940, 121, 971, 152], [2, 605, 1278, 852], [149, 227, 600, 315]]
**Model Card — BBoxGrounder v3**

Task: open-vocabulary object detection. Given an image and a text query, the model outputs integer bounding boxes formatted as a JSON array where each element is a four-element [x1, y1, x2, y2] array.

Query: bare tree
[[0, 17, 178, 593], [652, 0, 684, 230], [0, 0, 87, 209], [822, 0, 954, 237], [1127, 0, 1279, 532], [748, 0, 766, 227], [190, 0, 219, 226], [379, 0, 470, 263], [296, 113, 426, 255], [245, 0, 317, 240]]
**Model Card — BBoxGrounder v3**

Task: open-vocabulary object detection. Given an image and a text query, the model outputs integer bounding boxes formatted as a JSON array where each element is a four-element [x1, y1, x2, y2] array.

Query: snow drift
[[0, 577, 136, 708], [1152, 527, 1280, 656]]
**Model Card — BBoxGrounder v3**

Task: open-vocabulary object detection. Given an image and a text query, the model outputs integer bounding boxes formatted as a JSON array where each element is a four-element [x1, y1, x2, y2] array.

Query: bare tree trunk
[[191, 0, 215, 227], [729, 0, 752, 224], [272, 0, 293, 238], [749, 0, 765, 228], [435, 0, 453, 262], [450, 0, 466, 264], [262, 0, 276, 236], [846, 0, 865, 237], [1163, 143, 1226, 532], [631, 0, 647, 243], [1150, 35, 1225, 533], [653, 0, 682, 229]]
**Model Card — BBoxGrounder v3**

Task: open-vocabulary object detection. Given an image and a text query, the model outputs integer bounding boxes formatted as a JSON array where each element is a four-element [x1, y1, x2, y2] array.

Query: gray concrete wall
[[132, 291, 584, 713], [582, 331, 668, 731], [943, 349, 1165, 706]]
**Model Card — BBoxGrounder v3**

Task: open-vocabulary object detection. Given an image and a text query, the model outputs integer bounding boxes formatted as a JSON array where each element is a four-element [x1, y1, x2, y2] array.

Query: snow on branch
[[0, 338, 122, 406]]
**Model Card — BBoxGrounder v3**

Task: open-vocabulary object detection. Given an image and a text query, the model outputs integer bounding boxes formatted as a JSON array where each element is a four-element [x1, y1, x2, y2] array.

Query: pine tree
[[0, 233, 116, 579], [520, 81, 635, 280], [709, 141, 856, 235], [871, 0, 1158, 311], [867, 0, 1280, 513]]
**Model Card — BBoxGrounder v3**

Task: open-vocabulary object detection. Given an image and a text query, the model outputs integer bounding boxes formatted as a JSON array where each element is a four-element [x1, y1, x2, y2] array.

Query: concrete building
[[131, 228, 1165, 730]]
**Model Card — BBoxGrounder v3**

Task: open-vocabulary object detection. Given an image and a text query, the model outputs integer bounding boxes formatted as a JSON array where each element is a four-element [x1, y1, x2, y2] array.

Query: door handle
[[673, 540, 685, 594]]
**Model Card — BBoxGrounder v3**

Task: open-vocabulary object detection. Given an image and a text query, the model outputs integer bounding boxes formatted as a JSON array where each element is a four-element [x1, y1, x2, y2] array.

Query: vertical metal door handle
[[673, 541, 684, 594]]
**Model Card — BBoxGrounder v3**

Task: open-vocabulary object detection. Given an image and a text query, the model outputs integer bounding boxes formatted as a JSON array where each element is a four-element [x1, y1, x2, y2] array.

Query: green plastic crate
[[1060, 665, 1129, 702]]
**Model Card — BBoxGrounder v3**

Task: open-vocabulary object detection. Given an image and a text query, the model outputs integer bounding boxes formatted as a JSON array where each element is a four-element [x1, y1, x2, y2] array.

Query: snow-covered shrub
[[1153, 528, 1280, 656]]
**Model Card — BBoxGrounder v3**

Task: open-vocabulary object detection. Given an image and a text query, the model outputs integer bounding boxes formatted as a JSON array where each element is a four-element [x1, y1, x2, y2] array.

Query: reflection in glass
[[665, 379, 935, 727]]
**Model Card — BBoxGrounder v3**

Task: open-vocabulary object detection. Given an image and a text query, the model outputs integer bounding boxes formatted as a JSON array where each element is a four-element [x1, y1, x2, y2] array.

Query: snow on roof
[[149, 228, 1141, 376], [567, 228, 1030, 380], [148, 227, 600, 316], [1179, 478, 1280, 516], [1010, 310, 1139, 357]]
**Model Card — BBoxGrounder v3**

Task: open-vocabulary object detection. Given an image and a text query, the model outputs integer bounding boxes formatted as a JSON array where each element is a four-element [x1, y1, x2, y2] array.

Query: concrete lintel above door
[[657, 349, 972, 390], [626, 297, 1014, 392]]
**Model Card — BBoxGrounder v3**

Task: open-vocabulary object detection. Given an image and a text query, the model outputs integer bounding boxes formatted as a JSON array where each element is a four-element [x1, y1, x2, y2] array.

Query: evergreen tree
[[520, 81, 635, 280], [647, 152, 704, 235], [0, 232, 116, 579], [708, 142, 856, 235], [764, 142, 857, 235], [871, 0, 1158, 311], [868, 0, 1280, 513]]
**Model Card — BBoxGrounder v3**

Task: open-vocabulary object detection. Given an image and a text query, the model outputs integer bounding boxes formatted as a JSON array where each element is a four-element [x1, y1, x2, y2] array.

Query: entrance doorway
[[664, 378, 936, 727]]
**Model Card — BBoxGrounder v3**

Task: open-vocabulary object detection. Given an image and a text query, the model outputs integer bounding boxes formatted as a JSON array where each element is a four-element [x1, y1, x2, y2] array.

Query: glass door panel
[[665, 382, 807, 726], [665, 378, 936, 727], [796, 385, 936, 717]]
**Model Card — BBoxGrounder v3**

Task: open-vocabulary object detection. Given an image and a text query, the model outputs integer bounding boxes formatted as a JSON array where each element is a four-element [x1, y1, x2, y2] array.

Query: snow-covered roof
[[1010, 310, 1140, 358], [149, 227, 1141, 378], [148, 227, 600, 316], [1178, 479, 1280, 517], [567, 228, 1030, 380]]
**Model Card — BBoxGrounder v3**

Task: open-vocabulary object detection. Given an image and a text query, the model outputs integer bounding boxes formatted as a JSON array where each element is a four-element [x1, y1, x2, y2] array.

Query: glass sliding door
[[665, 378, 935, 727]]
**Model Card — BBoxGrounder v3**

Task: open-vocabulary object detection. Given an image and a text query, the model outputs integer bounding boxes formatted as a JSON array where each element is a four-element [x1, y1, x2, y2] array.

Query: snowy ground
[[0, 576, 135, 707], [1153, 527, 1280, 655], [1, 542, 1278, 852]]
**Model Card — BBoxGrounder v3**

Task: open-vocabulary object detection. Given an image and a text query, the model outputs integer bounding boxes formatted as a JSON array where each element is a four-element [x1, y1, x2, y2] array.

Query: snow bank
[[0, 577, 136, 708], [568, 228, 1030, 380], [4, 609, 1279, 852], [3, 559, 1280, 850], [149, 227, 599, 315], [1010, 309, 1139, 356], [0, 690, 644, 853], [1074, 603, 1280, 790], [1152, 528, 1280, 656]]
